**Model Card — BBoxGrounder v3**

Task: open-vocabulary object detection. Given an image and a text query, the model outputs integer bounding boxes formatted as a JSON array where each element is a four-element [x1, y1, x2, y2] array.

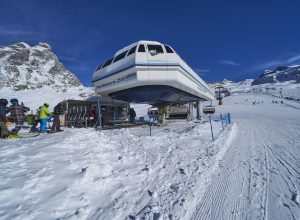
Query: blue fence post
[[209, 115, 214, 141], [224, 113, 228, 126], [227, 113, 231, 124], [220, 114, 224, 130], [149, 118, 152, 136]]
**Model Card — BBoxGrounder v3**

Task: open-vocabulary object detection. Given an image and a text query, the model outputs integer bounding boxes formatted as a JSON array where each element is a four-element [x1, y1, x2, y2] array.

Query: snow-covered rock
[[252, 65, 300, 85], [0, 42, 83, 90], [209, 79, 254, 93], [0, 42, 94, 110]]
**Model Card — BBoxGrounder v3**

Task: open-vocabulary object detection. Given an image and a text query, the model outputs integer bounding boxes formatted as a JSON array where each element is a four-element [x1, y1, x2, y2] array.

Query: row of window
[[96, 44, 175, 71]]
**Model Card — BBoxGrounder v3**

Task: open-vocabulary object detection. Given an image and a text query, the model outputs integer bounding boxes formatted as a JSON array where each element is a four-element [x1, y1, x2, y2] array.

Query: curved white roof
[[114, 40, 161, 56], [93, 40, 215, 103]]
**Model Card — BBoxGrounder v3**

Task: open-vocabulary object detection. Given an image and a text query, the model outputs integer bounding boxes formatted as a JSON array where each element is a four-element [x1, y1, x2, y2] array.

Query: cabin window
[[127, 46, 137, 56], [102, 58, 114, 68], [96, 64, 102, 71], [147, 44, 164, 54], [113, 50, 128, 63], [164, 45, 174, 53], [138, 44, 146, 52]]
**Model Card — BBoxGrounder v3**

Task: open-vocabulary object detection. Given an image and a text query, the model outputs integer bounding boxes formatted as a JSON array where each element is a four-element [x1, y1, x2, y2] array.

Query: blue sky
[[1, 0, 300, 86]]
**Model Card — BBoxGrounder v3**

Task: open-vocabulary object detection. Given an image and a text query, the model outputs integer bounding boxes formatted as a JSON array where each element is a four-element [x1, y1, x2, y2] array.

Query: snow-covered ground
[[1, 91, 300, 220], [222, 79, 300, 100], [0, 86, 94, 112], [0, 119, 235, 220], [192, 93, 300, 220]]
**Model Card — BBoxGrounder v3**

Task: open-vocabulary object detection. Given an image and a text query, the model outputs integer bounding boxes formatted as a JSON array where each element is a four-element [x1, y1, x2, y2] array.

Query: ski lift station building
[[92, 40, 214, 105]]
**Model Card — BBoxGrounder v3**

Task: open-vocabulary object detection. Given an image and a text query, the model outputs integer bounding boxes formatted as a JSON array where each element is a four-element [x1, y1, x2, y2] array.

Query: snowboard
[[20, 133, 40, 138], [6, 133, 40, 139], [47, 130, 64, 134]]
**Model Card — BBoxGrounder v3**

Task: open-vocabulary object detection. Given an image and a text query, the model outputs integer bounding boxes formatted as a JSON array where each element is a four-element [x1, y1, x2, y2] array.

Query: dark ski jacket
[[0, 104, 9, 122], [9, 104, 30, 124], [129, 109, 136, 118], [53, 104, 64, 115]]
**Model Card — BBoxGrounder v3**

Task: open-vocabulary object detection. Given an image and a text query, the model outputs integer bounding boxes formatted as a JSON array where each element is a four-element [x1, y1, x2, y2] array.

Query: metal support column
[[97, 97, 102, 129], [196, 101, 200, 120]]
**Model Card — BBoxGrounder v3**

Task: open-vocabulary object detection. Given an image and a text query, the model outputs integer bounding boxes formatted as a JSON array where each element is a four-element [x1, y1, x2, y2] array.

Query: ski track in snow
[[1, 92, 300, 220], [192, 93, 300, 220]]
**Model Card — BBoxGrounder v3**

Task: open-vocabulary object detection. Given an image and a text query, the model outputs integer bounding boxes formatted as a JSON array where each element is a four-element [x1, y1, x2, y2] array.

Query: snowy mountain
[[0, 42, 82, 91], [210, 78, 300, 101], [252, 65, 300, 85], [0, 42, 94, 110], [209, 79, 254, 93]]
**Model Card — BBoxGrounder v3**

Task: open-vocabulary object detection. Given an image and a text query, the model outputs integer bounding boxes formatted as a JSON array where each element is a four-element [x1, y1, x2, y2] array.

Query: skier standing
[[129, 108, 136, 124], [39, 103, 52, 133], [30, 106, 42, 133], [8, 99, 30, 135], [0, 99, 10, 138], [50, 103, 64, 133]]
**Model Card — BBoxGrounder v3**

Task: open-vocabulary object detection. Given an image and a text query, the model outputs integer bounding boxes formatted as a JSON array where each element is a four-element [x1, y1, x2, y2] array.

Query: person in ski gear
[[50, 103, 64, 132], [157, 106, 167, 124], [0, 99, 10, 138], [30, 106, 42, 133], [46, 115, 52, 129], [88, 107, 97, 126], [39, 103, 52, 133], [8, 99, 30, 135], [129, 108, 136, 124]]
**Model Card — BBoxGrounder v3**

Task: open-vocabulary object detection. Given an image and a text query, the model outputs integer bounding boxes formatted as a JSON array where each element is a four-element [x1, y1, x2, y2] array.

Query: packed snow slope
[[212, 79, 300, 101], [0, 119, 235, 219], [193, 93, 300, 220], [1, 92, 300, 219]]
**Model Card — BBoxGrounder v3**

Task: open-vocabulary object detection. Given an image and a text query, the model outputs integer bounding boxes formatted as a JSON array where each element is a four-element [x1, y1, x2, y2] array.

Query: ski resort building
[[59, 97, 129, 128], [92, 40, 214, 105]]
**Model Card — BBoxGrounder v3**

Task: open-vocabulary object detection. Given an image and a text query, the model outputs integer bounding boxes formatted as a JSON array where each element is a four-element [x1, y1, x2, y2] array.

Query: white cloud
[[219, 60, 241, 66], [251, 54, 300, 72], [287, 54, 300, 64], [0, 25, 36, 37], [257, 60, 283, 70], [195, 68, 211, 73]]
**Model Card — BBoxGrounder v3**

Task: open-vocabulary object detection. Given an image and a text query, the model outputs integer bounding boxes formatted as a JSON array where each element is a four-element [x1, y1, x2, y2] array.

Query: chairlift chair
[[203, 105, 215, 114]]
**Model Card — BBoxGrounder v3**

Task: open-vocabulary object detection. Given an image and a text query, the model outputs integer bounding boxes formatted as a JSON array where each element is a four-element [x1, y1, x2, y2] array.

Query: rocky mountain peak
[[252, 65, 300, 85], [37, 42, 51, 50], [0, 42, 82, 91]]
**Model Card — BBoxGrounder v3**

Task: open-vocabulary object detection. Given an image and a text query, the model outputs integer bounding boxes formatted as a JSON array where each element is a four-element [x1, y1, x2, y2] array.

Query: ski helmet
[[10, 98, 19, 104], [0, 99, 8, 106], [44, 103, 49, 107]]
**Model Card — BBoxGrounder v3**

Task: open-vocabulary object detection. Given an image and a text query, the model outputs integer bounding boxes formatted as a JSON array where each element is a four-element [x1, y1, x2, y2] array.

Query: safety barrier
[[147, 113, 232, 139], [203, 113, 232, 141]]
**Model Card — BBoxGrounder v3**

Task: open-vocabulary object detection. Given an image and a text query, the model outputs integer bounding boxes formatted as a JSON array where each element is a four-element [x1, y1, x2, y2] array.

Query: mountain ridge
[[0, 42, 94, 110], [0, 42, 83, 91], [252, 65, 300, 85]]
